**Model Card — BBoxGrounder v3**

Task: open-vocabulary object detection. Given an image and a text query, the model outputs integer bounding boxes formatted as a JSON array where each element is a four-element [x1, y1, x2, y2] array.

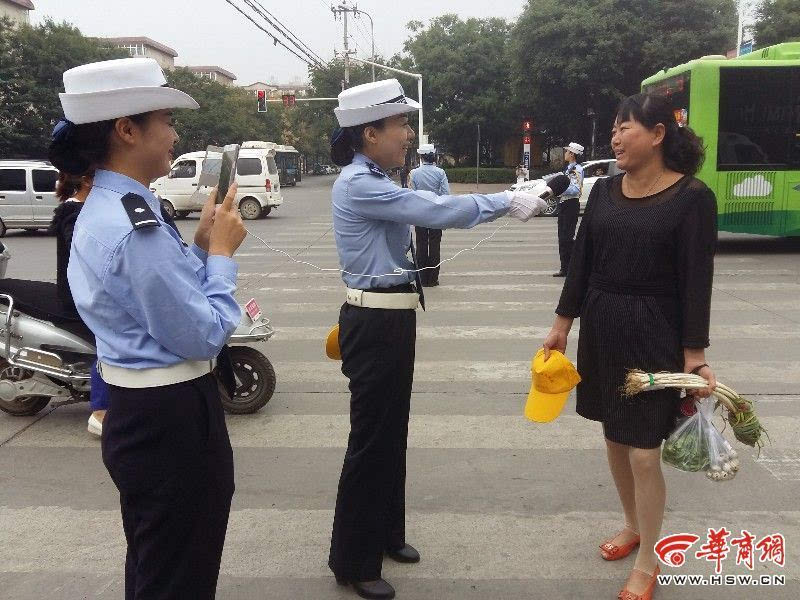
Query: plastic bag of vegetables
[[706, 421, 739, 482], [662, 403, 710, 472]]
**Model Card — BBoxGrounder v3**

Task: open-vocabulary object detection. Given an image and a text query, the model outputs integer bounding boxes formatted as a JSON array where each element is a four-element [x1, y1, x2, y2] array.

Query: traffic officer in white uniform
[[409, 143, 449, 286], [328, 78, 550, 599], [50, 58, 247, 599], [553, 141, 585, 277]]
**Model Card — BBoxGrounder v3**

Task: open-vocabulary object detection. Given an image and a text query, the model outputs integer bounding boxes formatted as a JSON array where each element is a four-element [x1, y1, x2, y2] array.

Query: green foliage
[[509, 0, 737, 151], [444, 167, 516, 184], [0, 18, 127, 158], [753, 0, 800, 47], [398, 15, 515, 165], [165, 68, 280, 155]]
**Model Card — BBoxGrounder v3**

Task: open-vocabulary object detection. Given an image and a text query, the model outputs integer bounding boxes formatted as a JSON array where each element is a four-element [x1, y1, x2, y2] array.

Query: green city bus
[[641, 42, 800, 236]]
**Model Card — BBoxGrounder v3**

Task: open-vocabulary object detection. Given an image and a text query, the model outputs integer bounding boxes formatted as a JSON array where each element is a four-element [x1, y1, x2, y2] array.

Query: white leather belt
[[346, 288, 419, 310], [98, 360, 215, 388]]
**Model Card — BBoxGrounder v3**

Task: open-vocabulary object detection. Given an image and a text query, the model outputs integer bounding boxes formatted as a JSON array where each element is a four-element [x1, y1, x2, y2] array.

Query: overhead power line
[[223, 0, 321, 68], [243, 0, 323, 67], [250, 0, 326, 65]]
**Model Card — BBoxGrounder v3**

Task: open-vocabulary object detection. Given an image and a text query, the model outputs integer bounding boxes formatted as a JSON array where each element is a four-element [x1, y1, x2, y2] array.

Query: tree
[[396, 15, 515, 165], [165, 68, 280, 155], [753, 0, 800, 47], [0, 18, 127, 158], [510, 0, 737, 155]]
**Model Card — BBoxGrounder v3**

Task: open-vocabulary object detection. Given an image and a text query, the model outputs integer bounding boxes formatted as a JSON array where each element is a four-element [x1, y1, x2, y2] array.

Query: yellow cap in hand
[[524, 348, 581, 423], [325, 324, 341, 360]]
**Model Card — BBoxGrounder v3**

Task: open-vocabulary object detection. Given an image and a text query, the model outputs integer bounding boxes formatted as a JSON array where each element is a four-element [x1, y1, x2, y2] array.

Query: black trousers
[[102, 374, 235, 600], [329, 303, 416, 581], [557, 198, 580, 273], [414, 226, 442, 285]]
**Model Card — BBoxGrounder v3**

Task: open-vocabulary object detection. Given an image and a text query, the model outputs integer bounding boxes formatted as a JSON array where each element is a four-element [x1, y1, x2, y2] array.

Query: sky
[[30, 0, 525, 86]]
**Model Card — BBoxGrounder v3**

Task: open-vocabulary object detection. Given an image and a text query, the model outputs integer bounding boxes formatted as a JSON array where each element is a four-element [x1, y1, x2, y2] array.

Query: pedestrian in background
[[410, 143, 449, 287], [400, 163, 410, 188], [49, 171, 111, 437], [553, 142, 585, 277], [543, 93, 717, 600]]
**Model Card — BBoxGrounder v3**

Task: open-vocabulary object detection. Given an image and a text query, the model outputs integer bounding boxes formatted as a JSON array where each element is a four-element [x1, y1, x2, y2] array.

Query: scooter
[[0, 241, 276, 417]]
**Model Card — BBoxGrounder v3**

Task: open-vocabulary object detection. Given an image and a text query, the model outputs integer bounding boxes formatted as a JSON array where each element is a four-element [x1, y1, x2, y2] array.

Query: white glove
[[506, 188, 549, 222]]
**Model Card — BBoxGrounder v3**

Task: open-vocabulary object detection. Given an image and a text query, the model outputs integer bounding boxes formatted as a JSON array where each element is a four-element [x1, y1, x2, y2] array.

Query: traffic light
[[523, 136, 531, 145], [282, 94, 296, 106], [257, 90, 267, 113], [523, 119, 532, 132]]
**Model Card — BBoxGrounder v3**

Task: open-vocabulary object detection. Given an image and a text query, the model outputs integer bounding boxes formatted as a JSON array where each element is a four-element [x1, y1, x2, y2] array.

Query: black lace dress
[[556, 174, 717, 448]]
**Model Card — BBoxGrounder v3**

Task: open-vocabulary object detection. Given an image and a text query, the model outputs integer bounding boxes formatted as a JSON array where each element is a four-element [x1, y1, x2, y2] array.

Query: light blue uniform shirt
[[67, 169, 241, 369], [561, 161, 584, 200], [332, 153, 510, 290], [409, 162, 450, 196]]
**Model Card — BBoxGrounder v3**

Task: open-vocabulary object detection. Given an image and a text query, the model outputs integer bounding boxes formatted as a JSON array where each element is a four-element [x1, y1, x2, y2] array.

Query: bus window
[[718, 66, 800, 170], [267, 156, 278, 175], [643, 72, 690, 117]]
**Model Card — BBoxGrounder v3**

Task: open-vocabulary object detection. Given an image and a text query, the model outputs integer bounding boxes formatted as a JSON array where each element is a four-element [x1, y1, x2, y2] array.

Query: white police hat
[[59, 58, 199, 125], [417, 143, 436, 155], [564, 142, 585, 155], [334, 79, 420, 128]]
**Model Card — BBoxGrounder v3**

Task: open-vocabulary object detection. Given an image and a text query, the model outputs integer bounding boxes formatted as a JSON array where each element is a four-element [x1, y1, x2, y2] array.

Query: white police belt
[[97, 359, 215, 388], [346, 288, 420, 310]]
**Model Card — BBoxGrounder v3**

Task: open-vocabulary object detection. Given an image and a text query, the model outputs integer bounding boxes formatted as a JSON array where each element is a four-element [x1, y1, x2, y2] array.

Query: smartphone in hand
[[216, 144, 241, 204]]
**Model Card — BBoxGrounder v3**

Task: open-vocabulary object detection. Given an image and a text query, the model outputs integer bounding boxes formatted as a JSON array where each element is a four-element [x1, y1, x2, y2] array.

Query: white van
[[150, 143, 283, 220], [0, 160, 60, 236]]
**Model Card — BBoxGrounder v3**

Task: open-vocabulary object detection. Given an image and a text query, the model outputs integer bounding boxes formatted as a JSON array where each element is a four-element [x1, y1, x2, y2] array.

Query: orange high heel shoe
[[600, 528, 640, 561], [618, 565, 660, 600]]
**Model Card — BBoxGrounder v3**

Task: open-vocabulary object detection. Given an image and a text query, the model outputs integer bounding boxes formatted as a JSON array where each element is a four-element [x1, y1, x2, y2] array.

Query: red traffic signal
[[257, 90, 267, 113], [523, 119, 532, 131], [282, 94, 296, 106], [523, 136, 531, 145]]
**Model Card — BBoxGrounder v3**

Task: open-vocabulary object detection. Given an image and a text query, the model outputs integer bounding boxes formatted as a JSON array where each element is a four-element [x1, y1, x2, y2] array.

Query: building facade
[[186, 66, 237, 86], [0, 0, 34, 25], [100, 36, 178, 70]]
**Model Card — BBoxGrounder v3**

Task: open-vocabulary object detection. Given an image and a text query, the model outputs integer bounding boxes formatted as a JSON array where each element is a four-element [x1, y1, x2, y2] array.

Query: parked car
[[509, 159, 620, 216], [312, 164, 339, 175], [0, 160, 59, 236], [150, 143, 283, 220]]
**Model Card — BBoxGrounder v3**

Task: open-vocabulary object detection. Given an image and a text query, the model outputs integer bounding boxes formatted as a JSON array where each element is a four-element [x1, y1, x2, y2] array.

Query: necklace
[[625, 170, 665, 198]]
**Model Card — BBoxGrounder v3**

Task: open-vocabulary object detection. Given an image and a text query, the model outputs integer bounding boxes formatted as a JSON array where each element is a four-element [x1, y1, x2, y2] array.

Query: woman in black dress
[[543, 93, 717, 600]]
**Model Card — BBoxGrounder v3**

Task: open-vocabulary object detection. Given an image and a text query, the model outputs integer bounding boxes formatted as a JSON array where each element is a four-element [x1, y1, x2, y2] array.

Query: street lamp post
[[352, 8, 376, 82], [587, 107, 597, 159]]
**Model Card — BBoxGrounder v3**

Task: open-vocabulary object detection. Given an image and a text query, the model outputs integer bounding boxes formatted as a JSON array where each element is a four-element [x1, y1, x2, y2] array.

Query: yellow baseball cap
[[325, 324, 341, 360], [524, 349, 581, 423]]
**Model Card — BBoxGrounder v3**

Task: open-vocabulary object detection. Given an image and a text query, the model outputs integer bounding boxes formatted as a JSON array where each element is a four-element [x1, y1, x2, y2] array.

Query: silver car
[[0, 160, 60, 236]]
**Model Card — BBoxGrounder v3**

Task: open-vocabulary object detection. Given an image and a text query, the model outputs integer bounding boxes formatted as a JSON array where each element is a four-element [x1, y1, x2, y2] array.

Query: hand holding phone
[[216, 144, 241, 205]]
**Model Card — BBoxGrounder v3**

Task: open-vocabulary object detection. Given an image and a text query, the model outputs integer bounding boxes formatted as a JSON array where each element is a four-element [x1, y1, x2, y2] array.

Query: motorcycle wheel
[[0, 361, 51, 416], [221, 346, 276, 414]]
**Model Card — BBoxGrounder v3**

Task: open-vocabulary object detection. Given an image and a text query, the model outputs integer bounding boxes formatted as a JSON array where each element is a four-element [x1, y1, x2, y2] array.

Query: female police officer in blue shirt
[[328, 79, 549, 599], [49, 58, 247, 599]]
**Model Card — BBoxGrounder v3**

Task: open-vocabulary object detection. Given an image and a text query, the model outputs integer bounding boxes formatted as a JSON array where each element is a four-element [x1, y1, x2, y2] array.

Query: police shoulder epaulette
[[120, 193, 161, 230], [365, 162, 388, 179]]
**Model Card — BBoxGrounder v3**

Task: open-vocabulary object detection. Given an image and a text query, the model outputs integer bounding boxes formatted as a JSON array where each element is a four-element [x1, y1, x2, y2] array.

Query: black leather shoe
[[336, 578, 396, 599], [552, 271, 566, 277], [422, 280, 439, 288], [386, 543, 421, 563]]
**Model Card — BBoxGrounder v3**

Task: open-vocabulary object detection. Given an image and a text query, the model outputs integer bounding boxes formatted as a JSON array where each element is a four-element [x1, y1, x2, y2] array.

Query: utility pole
[[332, 2, 357, 89]]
